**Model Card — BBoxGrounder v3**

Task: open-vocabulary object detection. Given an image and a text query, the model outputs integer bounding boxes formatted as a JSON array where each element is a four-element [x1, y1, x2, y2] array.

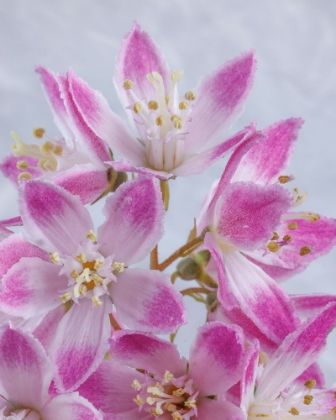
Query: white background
[[0, 0, 335, 384]]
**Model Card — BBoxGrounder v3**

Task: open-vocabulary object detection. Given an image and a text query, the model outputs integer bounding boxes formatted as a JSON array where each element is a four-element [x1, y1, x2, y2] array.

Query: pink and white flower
[[0, 177, 186, 392], [199, 118, 336, 351], [79, 322, 247, 420], [65, 22, 257, 180], [0, 323, 102, 419]]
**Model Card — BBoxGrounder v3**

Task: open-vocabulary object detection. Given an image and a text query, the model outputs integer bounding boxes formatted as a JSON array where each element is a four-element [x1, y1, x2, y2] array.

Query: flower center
[[122, 71, 196, 172], [131, 370, 199, 419]]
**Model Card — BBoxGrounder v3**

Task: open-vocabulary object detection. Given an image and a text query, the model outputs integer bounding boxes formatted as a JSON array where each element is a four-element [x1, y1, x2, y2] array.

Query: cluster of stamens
[[131, 370, 198, 419]]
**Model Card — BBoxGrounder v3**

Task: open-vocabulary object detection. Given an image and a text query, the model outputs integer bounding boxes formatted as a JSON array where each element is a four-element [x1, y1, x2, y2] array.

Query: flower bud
[[176, 257, 202, 280]]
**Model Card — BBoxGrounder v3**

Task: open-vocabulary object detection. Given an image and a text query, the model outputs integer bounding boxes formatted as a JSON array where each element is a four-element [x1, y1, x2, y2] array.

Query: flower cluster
[[0, 22, 336, 419]]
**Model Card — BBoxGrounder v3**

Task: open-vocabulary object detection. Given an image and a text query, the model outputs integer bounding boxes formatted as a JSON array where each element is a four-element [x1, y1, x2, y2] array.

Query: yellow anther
[[16, 160, 29, 170], [172, 413, 183, 420], [86, 230, 97, 241], [92, 296, 103, 307], [148, 100, 159, 110], [131, 379, 142, 391], [258, 351, 269, 366], [18, 172, 32, 180], [50, 252, 60, 264], [271, 232, 279, 240], [40, 141, 54, 156], [306, 212, 320, 222], [283, 234, 292, 242], [289, 407, 299, 415], [166, 403, 177, 412], [267, 241, 281, 253], [70, 270, 79, 279], [300, 246, 312, 256], [278, 175, 291, 184], [156, 115, 165, 126], [172, 388, 184, 397], [60, 293, 71, 303], [184, 399, 196, 409], [112, 262, 125, 273], [288, 222, 298, 230], [171, 115, 182, 130], [151, 408, 163, 416], [179, 101, 188, 110], [94, 258, 104, 270], [185, 91, 196, 101], [165, 96, 169, 105], [163, 370, 174, 383], [123, 79, 134, 90], [53, 145, 63, 156], [304, 379, 316, 389], [303, 395, 313, 405], [133, 102, 143, 114], [33, 128, 45, 138], [79, 284, 87, 296], [155, 382, 164, 392], [76, 253, 87, 264], [133, 395, 144, 406]]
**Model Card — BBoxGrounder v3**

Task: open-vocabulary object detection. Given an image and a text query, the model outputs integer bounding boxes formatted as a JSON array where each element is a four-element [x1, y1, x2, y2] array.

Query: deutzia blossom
[[0, 176, 186, 392], [63, 22, 257, 180], [0, 323, 102, 419], [78, 322, 247, 420]]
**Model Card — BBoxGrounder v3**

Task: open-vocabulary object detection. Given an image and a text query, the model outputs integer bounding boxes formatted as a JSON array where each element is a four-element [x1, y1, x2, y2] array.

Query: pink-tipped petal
[[33, 305, 67, 351], [114, 22, 170, 108], [240, 340, 260, 411], [214, 182, 292, 251], [184, 51, 256, 154], [0, 257, 65, 318], [0, 226, 13, 242], [0, 233, 49, 278], [294, 362, 325, 388], [98, 177, 164, 265], [35, 65, 75, 141], [41, 392, 103, 420], [173, 125, 255, 177], [66, 68, 144, 165], [0, 324, 52, 408], [0, 154, 42, 185], [50, 297, 112, 392], [19, 180, 93, 254], [0, 216, 23, 227], [291, 294, 336, 321], [189, 322, 245, 395], [232, 118, 304, 184], [197, 399, 246, 420], [53, 163, 108, 204], [112, 268, 186, 334], [110, 330, 185, 377], [256, 303, 336, 401]]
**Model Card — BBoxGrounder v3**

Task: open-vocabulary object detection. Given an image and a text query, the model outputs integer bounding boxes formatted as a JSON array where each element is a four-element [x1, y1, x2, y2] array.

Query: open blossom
[[198, 118, 336, 352], [233, 303, 336, 419], [0, 323, 102, 419], [79, 322, 247, 420], [61, 22, 257, 180], [0, 65, 119, 204], [0, 176, 186, 392]]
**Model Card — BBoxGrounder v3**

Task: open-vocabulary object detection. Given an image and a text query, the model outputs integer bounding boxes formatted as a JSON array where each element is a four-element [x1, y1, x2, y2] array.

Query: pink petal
[[41, 392, 103, 420], [256, 302, 336, 401], [19, 180, 93, 254], [239, 340, 260, 411], [112, 268, 186, 334], [66, 68, 145, 165], [35, 65, 75, 141], [33, 305, 67, 351], [0, 154, 42, 185], [53, 163, 108, 204], [114, 22, 170, 108], [291, 294, 336, 321], [110, 330, 185, 377], [173, 125, 255, 177], [0, 226, 13, 242], [249, 215, 336, 281], [0, 216, 23, 227], [0, 257, 66, 318], [197, 399, 246, 420], [294, 362, 325, 388], [189, 322, 245, 395], [50, 297, 112, 392], [184, 50, 256, 155], [0, 233, 49, 278], [0, 324, 52, 408], [108, 159, 172, 180], [205, 233, 299, 344], [98, 177, 164, 265], [232, 118, 304, 184], [214, 181, 292, 251]]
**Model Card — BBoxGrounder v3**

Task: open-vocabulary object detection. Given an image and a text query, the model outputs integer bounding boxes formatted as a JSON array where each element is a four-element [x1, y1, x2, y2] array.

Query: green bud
[[176, 257, 202, 280], [194, 249, 211, 267], [206, 290, 218, 309]]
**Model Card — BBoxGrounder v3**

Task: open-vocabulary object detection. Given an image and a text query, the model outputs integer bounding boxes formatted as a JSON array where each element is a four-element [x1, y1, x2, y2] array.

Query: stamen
[[267, 241, 281, 253], [164, 371, 174, 383], [185, 399, 196, 409], [112, 262, 125, 273], [179, 101, 188, 110], [288, 222, 298, 230], [50, 252, 60, 264], [278, 175, 294, 184], [166, 403, 177, 412], [16, 160, 29, 170], [282, 212, 320, 223], [299, 246, 312, 256], [18, 172, 32, 180], [283, 235, 292, 242], [304, 380, 316, 389], [79, 284, 87, 296], [148, 100, 159, 110], [40, 141, 55, 156], [76, 253, 87, 264], [86, 230, 97, 241], [33, 127, 45, 138], [156, 116, 165, 126], [172, 413, 183, 420], [185, 91, 196, 101], [94, 258, 104, 270], [288, 407, 300, 415], [172, 388, 184, 397], [133, 102, 143, 114], [165, 96, 169, 105], [303, 395, 313, 405], [133, 395, 144, 406], [171, 115, 182, 130], [53, 145, 63, 156], [60, 293, 71, 303], [92, 296, 103, 307], [292, 188, 307, 207], [131, 379, 142, 391], [70, 270, 79, 279], [123, 79, 134, 90], [271, 232, 279, 240]]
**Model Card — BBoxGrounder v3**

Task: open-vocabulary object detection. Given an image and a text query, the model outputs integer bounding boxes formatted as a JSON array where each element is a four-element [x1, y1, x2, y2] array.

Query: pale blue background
[[1, 0, 335, 384]]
